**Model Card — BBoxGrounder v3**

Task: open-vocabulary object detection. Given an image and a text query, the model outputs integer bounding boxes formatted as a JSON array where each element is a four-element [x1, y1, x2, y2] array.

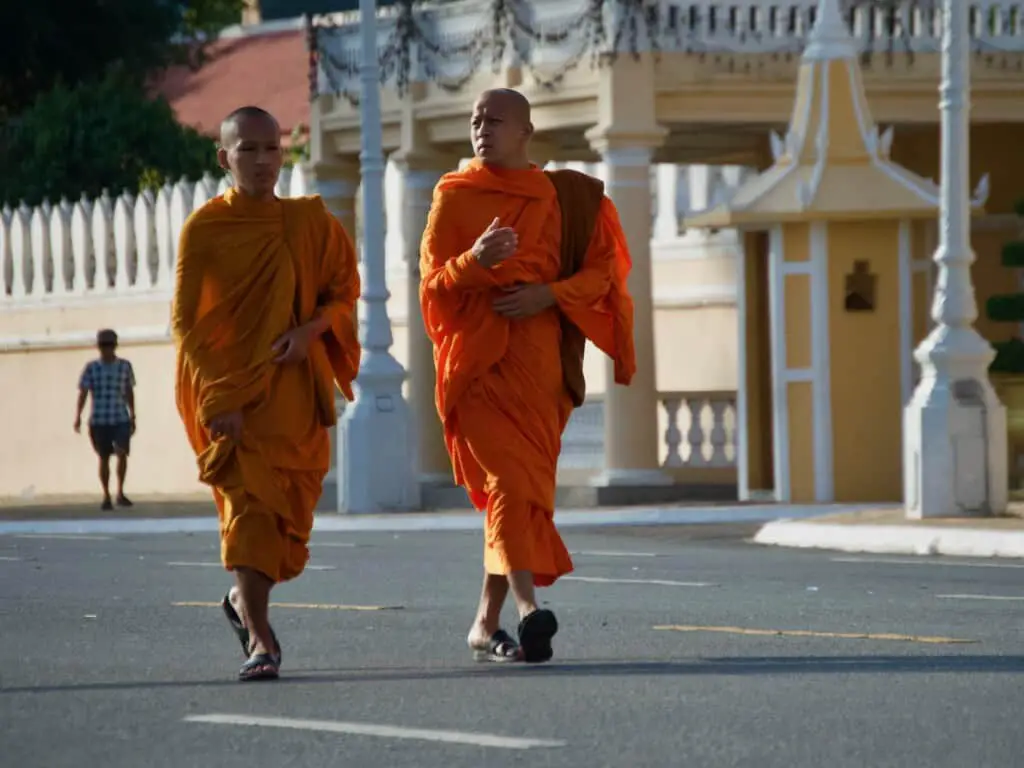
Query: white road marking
[[166, 562, 336, 571], [570, 550, 658, 558], [0, 556, 21, 561], [936, 594, 1024, 601], [309, 542, 357, 548], [14, 534, 112, 541], [562, 576, 714, 587], [831, 556, 1024, 570], [184, 714, 566, 750]]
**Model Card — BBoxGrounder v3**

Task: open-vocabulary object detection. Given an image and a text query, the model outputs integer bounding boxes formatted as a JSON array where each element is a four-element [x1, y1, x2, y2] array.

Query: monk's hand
[[209, 411, 243, 442], [493, 284, 557, 319], [272, 325, 315, 364], [472, 217, 518, 269]]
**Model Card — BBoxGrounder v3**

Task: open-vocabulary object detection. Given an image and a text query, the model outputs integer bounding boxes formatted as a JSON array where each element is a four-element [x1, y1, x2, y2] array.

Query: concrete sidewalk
[[754, 505, 1024, 559]]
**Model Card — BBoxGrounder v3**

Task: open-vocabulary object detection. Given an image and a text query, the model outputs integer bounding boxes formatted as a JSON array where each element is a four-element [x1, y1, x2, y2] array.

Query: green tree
[[0, 0, 244, 120], [0, 72, 220, 208]]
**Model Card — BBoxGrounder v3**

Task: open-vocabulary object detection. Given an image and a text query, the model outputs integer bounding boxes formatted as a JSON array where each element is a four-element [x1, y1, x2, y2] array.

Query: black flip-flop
[[517, 609, 558, 663], [469, 629, 521, 663], [238, 652, 279, 682], [221, 591, 282, 662]]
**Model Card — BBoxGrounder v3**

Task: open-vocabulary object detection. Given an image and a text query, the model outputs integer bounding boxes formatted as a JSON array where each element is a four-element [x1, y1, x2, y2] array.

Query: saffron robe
[[420, 159, 636, 586], [171, 188, 360, 583]]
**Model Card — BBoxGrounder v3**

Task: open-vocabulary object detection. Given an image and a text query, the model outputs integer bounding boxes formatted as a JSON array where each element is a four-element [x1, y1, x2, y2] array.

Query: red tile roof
[[152, 30, 310, 144]]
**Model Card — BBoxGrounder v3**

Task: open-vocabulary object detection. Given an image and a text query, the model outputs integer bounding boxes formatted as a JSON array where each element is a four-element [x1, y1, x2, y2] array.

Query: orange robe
[[171, 188, 360, 584], [419, 159, 636, 586]]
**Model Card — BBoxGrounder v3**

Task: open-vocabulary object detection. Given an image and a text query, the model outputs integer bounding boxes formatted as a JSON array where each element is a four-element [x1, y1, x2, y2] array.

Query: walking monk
[[420, 89, 637, 664], [171, 106, 361, 681]]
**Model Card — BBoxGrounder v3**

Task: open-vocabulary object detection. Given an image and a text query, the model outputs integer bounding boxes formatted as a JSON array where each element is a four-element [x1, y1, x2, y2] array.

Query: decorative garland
[[307, 0, 1024, 105]]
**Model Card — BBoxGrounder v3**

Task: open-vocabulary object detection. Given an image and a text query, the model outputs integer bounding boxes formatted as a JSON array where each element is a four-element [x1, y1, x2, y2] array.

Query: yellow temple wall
[[828, 221, 903, 502]]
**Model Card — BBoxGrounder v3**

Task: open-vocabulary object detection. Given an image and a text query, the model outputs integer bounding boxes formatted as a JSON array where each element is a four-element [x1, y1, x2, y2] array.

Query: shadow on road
[[5, 654, 1024, 695]]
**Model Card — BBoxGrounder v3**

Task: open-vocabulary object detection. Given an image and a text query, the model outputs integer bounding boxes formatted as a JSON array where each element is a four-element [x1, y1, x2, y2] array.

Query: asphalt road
[[2, 521, 1023, 767]]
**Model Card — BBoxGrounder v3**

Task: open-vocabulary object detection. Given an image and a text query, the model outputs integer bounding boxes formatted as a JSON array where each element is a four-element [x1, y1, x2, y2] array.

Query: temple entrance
[[741, 231, 775, 499]]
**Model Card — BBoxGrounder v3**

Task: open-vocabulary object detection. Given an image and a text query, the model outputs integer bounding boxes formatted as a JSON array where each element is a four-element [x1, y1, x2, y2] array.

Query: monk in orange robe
[[420, 89, 636, 664], [171, 106, 360, 681]]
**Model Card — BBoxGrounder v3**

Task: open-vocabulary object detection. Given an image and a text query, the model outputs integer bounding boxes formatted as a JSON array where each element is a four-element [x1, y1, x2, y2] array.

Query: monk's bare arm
[[549, 197, 628, 309], [419, 188, 499, 296]]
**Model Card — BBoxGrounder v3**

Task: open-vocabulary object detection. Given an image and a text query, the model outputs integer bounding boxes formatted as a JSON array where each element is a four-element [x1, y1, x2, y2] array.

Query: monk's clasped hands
[[472, 217, 518, 268], [493, 284, 557, 319]]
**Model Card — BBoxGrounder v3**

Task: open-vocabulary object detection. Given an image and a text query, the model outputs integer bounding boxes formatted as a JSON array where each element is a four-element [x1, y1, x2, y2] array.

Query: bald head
[[470, 89, 534, 169], [217, 106, 284, 201]]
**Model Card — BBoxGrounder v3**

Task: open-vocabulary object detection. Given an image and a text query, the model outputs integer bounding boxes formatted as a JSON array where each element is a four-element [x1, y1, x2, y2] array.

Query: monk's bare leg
[[235, 567, 276, 656], [507, 570, 539, 618], [467, 573, 508, 643]]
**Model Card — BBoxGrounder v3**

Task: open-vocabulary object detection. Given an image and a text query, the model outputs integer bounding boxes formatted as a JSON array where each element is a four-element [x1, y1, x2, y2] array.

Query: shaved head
[[220, 105, 280, 146], [217, 106, 283, 201], [470, 89, 534, 169]]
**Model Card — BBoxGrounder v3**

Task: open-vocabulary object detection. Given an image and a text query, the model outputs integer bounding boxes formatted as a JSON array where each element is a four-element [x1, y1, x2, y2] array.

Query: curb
[[0, 503, 874, 536], [753, 520, 1024, 559]]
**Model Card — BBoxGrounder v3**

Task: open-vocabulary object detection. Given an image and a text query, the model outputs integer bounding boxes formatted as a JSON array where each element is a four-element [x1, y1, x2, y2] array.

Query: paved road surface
[[2, 522, 1023, 767]]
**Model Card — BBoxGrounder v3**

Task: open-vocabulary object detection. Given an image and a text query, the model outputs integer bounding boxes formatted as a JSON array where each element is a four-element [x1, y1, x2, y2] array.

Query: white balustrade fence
[[0, 165, 315, 303]]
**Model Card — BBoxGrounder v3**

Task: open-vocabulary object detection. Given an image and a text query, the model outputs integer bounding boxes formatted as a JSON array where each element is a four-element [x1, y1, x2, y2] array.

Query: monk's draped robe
[[420, 159, 636, 586], [171, 188, 360, 583]]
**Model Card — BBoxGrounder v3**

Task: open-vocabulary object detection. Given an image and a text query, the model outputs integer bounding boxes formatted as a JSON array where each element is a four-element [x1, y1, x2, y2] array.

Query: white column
[[653, 165, 684, 241], [588, 138, 670, 485], [313, 161, 359, 236], [391, 155, 452, 485], [339, 0, 420, 513], [902, 0, 1007, 518]]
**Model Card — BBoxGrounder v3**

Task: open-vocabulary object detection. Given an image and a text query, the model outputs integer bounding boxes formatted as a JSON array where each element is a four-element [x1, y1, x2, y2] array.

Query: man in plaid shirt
[[74, 329, 137, 510]]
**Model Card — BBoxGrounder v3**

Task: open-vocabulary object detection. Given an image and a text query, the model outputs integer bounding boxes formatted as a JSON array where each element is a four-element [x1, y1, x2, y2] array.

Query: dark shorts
[[89, 423, 132, 458]]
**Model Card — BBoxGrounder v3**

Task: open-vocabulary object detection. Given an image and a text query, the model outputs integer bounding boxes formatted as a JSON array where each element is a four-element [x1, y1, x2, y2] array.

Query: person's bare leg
[[98, 456, 111, 503], [234, 567, 276, 656], [507, 570, 539, 620], [115, 451, 128, 500], [467, 573, 509, 646]]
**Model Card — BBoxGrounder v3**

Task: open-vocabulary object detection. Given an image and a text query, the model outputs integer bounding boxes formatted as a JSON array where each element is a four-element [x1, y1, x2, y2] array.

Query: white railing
[[559, 390, 738, 471], [313, 0, 1024, 95], [0, 165, 315, 303]]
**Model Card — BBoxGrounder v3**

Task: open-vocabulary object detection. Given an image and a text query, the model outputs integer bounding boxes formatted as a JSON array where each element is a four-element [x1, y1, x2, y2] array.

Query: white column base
[[903, 328, 1008, 519], [590, 468, 673, 487], [338, 355, 421, 514]]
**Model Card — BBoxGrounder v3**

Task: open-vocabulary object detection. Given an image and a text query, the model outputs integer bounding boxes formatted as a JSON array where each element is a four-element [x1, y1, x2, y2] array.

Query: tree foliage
[[0, 72, 220, 208]]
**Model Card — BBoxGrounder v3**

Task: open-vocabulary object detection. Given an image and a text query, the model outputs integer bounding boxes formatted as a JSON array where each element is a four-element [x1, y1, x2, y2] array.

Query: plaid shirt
[[79, 359, 135, 426]]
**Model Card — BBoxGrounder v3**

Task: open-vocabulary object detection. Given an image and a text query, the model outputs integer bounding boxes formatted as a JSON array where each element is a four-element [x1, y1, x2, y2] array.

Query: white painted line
[[183, 714, 566, 750], [14, 534, 112, 541], [570, 550, 658, 558], [309, 542, 357, 548], [936, 594, 1024, 602], [832, 556, 1024, 570], [755, 520, 1024, 560], [0, 556, 21, 561], [562, 576, 714, 588], [0, 503, 887, 536], [166, 562, 336, 571]]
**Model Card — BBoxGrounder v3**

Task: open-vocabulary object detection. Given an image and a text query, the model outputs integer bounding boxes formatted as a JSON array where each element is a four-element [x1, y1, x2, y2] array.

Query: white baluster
[[9, 205, 28, 299], [154, 185, 173, 289], [276, 166, 293, 198], [686, 397, 709, 466], [192, 174, 215, 211], [217, 174, 232, 196], [708, 398, 729, 466], [289, 163, 310, 197], [70, 196, 92, 293], [133, 190, 156, 290], [661, 396, 684, 468], [0, 206, 12, 298], [29, 205, 51, 297], [91, 190, 114, 292], [169, 180, 194, 273], [50, 200, 72, 296], [654, 165, 683, 241], [112, 194, 134, 291]]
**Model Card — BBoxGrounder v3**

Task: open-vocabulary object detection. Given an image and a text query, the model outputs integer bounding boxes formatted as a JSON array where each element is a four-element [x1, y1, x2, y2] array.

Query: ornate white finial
[[803, 0, 857, 61]]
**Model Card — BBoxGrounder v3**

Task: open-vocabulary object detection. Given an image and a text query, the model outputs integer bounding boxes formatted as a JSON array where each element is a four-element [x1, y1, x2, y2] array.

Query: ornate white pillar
[[339, 0, 420, 513], [653, 165, 685, 242], [390, 152, 452, 485], [312, 160, 359, 236], [586, 132, 670, 485], [902, 0, 1007, 518]]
